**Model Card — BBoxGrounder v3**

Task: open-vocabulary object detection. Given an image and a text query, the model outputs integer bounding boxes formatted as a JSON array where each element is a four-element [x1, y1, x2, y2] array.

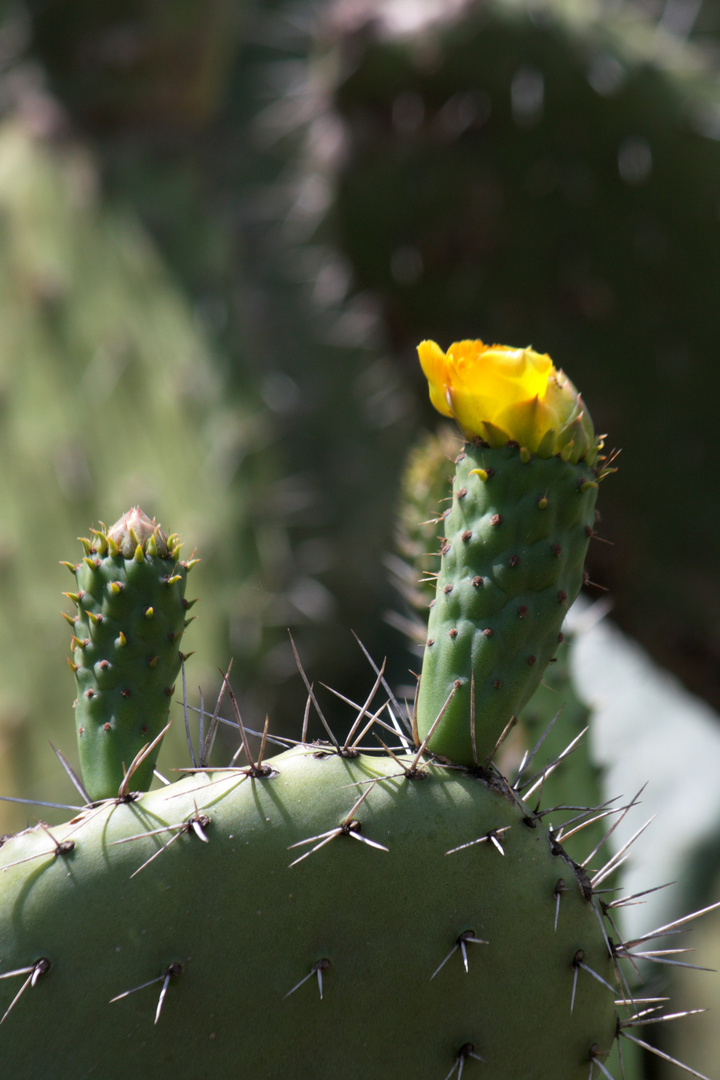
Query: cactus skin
[[415, 443, 598, 766], [0, 745, 617, 1079], [68, 508, 194, 801], [509, 626, 610, 872]]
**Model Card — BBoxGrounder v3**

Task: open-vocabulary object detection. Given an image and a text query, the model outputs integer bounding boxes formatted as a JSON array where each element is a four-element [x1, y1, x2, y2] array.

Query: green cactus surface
[[67, 508, 195, 801], [415, 442, 599, 767], [0, 743, 618, 1080]]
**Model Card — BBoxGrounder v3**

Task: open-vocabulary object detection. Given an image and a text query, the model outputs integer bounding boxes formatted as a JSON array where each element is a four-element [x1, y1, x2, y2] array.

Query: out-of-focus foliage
[[26, 0, 239, 129]]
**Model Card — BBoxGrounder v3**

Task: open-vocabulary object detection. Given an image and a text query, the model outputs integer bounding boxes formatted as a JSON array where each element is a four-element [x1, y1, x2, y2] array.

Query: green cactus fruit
[[0, 743, 619, 1079], [392, 425, 607, 863], [0, 118, 256, 834], [415, 441, 599, 767], [67, 508, 195, 801]]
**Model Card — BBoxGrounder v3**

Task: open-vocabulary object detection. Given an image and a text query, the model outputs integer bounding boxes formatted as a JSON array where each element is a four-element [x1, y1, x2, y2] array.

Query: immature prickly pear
[[65, 508, 196, 801], [414, 340, 608, 766], [392, 419, 608, 864]]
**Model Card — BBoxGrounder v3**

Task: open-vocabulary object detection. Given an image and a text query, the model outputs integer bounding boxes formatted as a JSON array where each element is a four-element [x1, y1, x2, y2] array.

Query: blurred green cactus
[[26, 0, 238, 130]]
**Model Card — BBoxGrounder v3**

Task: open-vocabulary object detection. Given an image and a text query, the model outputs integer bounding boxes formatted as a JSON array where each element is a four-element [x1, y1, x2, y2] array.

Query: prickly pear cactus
[[413, 340, 608, 767], [65, 508, 196, 801], [0, 344, 713, 1080]]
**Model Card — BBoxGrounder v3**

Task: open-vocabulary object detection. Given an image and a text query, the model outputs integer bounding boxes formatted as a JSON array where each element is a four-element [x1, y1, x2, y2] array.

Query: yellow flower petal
[[417, 338, 598, 463], [417, 340, 454, 418], [495, 394, 556, 451]]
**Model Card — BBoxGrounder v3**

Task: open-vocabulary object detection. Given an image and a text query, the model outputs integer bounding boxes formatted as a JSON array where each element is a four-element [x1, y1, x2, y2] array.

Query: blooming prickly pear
[[414, 340, 609, 766], [0, 419, 713, 1079]]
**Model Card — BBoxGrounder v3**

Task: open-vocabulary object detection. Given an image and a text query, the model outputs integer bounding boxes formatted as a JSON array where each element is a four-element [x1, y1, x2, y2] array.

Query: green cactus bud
[[69, 508, 192, 801]]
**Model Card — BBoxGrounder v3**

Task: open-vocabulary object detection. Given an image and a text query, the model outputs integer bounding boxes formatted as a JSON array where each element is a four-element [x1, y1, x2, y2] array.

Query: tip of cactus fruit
[[105, 508, 169, 559]]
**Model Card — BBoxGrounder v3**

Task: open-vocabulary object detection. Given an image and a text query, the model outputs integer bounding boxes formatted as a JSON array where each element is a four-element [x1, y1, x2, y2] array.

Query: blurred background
[[1, 0, 720, 1073]]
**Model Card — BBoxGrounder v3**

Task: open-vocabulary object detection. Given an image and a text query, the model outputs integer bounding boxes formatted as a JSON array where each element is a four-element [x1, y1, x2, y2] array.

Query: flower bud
[[418, 339, 600, 465], [106, 507, 169, 559]]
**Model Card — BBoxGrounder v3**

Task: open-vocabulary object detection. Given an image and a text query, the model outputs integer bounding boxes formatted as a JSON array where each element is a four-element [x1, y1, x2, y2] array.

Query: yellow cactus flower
[[417, 339, 599, 464]]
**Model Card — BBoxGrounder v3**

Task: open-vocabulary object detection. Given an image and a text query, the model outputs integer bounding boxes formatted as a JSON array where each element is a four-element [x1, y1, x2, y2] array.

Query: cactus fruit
[[414, 340, 608, 767], [66, 508, 195, 801], [0, 117, 252, 831], [391, 420, 607, 867]]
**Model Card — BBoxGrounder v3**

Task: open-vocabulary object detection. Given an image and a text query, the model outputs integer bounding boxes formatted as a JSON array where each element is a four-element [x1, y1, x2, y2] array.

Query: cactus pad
[[66, 508, 195, 800], [0, 744, 618, 1079]]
